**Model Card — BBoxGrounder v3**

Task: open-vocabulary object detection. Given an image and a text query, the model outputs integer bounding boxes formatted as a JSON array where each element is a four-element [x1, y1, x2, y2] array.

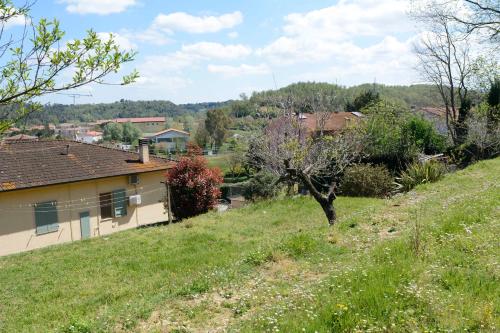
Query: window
[[99, 189, 128, 219], [34, 201, 59, 235], [99, 192, 113, 219]]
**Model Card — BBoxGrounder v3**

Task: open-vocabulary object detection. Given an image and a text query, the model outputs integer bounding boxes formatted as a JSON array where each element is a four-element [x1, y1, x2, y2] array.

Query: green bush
[[242, 172, 281, 201], [401, 116, 447, 154], [395, 160, 446, 192], [339, 164, 394, 197]]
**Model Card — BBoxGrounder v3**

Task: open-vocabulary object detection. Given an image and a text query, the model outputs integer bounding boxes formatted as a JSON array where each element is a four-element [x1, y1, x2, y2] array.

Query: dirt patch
[[136, 256, 328, 333]]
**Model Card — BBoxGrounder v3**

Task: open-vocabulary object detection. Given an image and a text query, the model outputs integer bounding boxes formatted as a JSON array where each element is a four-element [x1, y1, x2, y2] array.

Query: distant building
[[146, 128, 190, 153], [76, 131, 103, 144], [3, 134, 38, 141], [415, 107, 448, 135], [98, 117, 166, 133], [266, 112, 363, 138], [0, 139, 174, 256]]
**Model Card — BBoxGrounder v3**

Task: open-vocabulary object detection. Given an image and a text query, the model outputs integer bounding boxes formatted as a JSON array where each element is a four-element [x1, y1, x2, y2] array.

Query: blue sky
[[22, 0, 420, 104]]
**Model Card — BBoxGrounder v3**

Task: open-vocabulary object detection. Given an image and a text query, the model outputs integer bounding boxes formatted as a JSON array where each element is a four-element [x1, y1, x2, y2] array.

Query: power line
[[0, 186, 166, 213]]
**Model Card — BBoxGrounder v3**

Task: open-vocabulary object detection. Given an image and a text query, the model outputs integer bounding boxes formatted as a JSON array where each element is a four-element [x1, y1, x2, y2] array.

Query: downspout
[[94, 180, 101, 237], [67, 183, 74, 242]]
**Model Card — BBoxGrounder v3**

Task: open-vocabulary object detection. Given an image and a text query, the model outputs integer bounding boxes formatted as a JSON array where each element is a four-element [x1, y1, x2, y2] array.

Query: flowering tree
[[166, 144, 223, 220], [248, 94, 364, 226]]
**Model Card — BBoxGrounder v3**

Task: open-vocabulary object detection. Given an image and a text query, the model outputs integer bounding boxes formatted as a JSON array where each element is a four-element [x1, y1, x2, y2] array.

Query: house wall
[[153, 131, 189, 152], [0, 170, 167, 256]]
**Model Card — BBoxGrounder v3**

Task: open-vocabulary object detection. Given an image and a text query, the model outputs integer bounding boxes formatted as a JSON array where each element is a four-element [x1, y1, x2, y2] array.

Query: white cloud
[[181, 42, 251, 60], [97, 32, 137, 51], [207, 64, 270, 77], [152, 11, 243, 34], [258, 0, 413, 65], [228, 31, 239, 39], [61, 0, 136, 15], [2, 15, 29, 29]]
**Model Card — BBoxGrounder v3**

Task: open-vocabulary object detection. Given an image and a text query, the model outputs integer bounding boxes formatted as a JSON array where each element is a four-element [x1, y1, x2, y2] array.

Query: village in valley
[[0, 0, 498, 332]]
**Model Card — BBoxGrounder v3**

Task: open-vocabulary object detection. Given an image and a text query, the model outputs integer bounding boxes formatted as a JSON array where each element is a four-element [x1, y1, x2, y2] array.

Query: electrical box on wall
[[129, 194, 141, 206]]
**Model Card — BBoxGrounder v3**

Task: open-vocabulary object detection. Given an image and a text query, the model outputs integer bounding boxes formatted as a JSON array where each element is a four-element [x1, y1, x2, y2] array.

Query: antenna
[[56, 92, 93, 104], [272, 72, 278, 90]]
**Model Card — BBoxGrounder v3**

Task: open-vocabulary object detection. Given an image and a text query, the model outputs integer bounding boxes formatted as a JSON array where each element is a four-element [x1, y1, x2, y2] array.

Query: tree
[[205, 109, 230, 148], [248, 95, 364, 226], [165, 144, 223, 220], [121, 122, 141, 144], [447, 0, 500, 42], [0, 1, 138, 134], [103, 123, 123, 142], [194, 122, 210, 148], [412, 1, 475, 145], [345, 90, 381, 112]]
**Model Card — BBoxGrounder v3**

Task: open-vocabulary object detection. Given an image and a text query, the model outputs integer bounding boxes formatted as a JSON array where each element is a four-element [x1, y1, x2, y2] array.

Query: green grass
[[0, 158, 499, 332], [206, 153, 232, 174]]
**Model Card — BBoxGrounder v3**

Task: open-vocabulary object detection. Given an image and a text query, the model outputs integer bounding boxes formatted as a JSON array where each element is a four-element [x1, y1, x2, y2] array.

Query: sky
[[16, 0, 422, 104]]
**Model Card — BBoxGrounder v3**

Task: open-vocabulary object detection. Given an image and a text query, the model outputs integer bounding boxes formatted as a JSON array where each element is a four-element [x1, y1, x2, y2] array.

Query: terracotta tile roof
[[98, 117, 166, 124], [417, 107, 447, 117], [299, 112, 362, 133], [0, 140, 173, 192], [3, 134, 38, 141]]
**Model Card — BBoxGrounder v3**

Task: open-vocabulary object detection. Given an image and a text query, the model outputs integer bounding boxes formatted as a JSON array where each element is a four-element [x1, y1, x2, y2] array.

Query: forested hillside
[[20, 83, 444, 125], [24, 100, 232, 125], [250, 83, 444, 109]]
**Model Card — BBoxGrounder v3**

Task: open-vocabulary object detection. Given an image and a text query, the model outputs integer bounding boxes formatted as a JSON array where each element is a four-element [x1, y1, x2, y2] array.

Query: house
[[98, 117, 166, 133], [266, 112, 363, 138], [3, 134, 38, 141], [298, 112, 363, 135], [76, 131, 103, 144], [146, 128, 190, 153], [0, 139, 173, 256], [415, 107, 448, 135]]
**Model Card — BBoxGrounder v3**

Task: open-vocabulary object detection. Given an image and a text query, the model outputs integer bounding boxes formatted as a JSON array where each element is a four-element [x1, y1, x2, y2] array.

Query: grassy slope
[[0, 159, 498, 333]]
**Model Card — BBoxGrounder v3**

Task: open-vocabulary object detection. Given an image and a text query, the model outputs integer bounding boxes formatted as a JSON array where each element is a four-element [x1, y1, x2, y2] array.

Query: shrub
[[401, 116, 447, 154], [242, 171, 281, 201], [395, 160, 446, 192], [166, 149, 223, 220], [339, 164, 394, 197]]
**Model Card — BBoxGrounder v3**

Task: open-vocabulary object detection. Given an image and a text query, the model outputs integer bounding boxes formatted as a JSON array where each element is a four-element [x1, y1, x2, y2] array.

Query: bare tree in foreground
[[248, 95, 363, 226], [449, 0, 500, 42], [412, 1, 475, 145]]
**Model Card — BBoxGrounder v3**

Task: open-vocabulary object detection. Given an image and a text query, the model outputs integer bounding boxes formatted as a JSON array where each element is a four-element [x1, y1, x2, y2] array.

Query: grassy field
[[0, 158, 498, 332]]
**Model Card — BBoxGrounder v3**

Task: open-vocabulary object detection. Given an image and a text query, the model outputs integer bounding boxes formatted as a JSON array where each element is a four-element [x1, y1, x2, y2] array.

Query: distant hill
[[250, 82, 443, 109], [21, 83, 443, 125], [24, 100, 232, 125]]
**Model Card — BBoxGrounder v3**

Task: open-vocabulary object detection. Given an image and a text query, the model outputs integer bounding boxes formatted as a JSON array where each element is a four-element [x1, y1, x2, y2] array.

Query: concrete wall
[[0, 171, 168, 256]]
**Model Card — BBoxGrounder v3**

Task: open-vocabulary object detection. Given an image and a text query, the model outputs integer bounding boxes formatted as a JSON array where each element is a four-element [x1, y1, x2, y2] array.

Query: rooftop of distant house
[[416, 107, 447, 117], [97, 117, 166, 125], [299, 111, 363, 133], [147, 128, 190, 137], [0, 140, 173, 192], [3, 134, 38, 141]]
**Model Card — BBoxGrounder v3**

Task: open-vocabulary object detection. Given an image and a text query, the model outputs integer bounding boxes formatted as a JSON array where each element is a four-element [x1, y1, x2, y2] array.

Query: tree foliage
[[205, 109, 230, 147], [166, 146, 223, 220], [0, 0, 139, 134]]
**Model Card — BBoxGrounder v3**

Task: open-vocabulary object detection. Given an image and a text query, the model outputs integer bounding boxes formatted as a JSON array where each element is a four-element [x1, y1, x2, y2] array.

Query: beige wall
[[0, 171, 168, 256]]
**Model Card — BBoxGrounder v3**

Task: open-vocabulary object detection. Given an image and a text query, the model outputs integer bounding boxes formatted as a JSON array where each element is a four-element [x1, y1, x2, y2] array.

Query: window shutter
[[34, 201, 59, 235], [112, 189, 127, 217]]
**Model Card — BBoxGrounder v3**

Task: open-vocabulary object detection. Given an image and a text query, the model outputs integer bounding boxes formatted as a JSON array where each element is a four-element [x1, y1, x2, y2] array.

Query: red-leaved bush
[[166, 145, 223, 220]]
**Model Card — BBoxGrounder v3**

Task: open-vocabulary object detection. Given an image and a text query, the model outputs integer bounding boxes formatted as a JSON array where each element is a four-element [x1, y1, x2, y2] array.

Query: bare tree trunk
[[297, 171, 337, 226]]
